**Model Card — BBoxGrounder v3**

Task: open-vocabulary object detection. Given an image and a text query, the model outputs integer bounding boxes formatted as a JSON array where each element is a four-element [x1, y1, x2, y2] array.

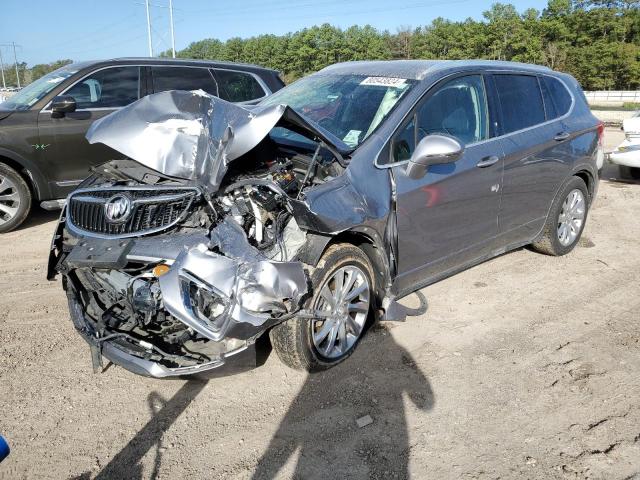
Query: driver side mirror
[[50, 95, 77, 117], [405, 134, 464, 179]]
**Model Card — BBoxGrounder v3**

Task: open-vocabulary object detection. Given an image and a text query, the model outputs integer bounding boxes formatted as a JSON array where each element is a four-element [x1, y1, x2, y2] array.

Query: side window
[[213, 69, 266, 102], [151, 67, 218, 96], [393, 118, 415, 162], [392, 75, 488, 162], [494, 74, 545, 134], [539, 77, 558, 120], [542, 76, 572, 118], [65, 67, 139, 109]]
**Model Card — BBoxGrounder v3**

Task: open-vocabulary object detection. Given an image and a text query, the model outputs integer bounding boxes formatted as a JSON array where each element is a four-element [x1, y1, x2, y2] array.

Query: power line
[[187, 0, 463, 17], [63, 32, 149, 56], [0, 49, 6, 89], [45, 13, 142, 50], [146, 0, 153, 56], [136, 0, 178, 57], [0, 43, 22, 88]]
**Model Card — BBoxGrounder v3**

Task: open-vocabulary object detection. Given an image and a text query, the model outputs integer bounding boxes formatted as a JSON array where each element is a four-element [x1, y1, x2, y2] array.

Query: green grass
[[590, 103, 640, 112]]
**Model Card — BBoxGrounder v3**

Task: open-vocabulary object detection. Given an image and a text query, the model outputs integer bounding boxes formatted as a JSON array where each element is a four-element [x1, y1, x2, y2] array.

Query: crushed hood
[[86, 90, 350, 194]]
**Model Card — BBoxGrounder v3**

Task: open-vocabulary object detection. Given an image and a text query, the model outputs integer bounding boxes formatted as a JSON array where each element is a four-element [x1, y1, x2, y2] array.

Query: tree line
[[1, 59, 72, 89], [167, 0, 639, 90], [6, 0, 640, 91]]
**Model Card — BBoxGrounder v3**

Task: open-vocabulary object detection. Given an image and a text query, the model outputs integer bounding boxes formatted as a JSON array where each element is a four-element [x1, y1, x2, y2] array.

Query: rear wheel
[[270, 243, 374, 372], [0, 163, 31, 233], [532, 176, 588, 256]]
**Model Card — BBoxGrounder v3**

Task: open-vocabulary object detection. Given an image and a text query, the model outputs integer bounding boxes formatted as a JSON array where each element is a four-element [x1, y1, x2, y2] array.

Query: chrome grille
[[67, 187, 199, 238]]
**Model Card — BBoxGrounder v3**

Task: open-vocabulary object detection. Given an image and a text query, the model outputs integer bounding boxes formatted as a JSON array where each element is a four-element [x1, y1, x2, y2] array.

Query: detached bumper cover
[[52, 212, 309, 378], [66, 289, 248, 377], [159, 242, 308, 341]]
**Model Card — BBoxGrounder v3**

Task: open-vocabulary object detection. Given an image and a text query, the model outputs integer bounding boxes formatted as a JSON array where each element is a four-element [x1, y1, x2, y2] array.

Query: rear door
[[491, 73, 573, 247], [391, 74, 505, 293], [37, 65, 143, 198], [149, 66, 219, 97]]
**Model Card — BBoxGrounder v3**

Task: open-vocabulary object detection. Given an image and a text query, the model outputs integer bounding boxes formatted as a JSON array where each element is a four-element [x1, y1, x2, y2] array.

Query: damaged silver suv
[[48, 60, 601, 377]]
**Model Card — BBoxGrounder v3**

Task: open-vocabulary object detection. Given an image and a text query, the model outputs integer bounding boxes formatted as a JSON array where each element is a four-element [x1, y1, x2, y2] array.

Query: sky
[[1, 0, 549, 66]]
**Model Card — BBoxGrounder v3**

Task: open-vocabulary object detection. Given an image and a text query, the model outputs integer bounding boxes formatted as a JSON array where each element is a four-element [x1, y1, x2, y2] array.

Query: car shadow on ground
[[250, 327, 435, 479], [70, 327, 434, 479], [12, 206, 59, 232]]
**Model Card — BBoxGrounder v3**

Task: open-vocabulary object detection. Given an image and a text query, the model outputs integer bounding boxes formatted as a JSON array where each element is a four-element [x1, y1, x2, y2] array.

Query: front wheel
[[0, 163, 31, 233], [531, 176, 589, 256], [270, 243, 374, 372]]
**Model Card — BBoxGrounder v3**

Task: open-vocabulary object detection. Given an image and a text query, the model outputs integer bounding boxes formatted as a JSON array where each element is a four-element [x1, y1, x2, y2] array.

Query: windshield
[[261, 74, 415, 148], [0, 65, 79, 111]]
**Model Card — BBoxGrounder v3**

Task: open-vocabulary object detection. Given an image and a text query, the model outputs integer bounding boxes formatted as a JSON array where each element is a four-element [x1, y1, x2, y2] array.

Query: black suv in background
[[0, 58, 285, 232]]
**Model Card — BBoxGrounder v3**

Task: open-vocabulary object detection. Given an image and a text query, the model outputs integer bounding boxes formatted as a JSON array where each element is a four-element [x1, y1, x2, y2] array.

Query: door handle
[[554, 131, 570, 141], [476, 155, 500, 168]]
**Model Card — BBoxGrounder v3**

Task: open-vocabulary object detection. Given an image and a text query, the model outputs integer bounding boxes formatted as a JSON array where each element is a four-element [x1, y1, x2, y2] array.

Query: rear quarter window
[[213, 69, 266, 102], [494, 74, 546, 134], [542, 76, 572, 118]]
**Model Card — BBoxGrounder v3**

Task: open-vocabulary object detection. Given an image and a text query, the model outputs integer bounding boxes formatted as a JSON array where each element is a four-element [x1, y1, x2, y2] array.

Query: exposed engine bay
[[48, 90, 353, 377]]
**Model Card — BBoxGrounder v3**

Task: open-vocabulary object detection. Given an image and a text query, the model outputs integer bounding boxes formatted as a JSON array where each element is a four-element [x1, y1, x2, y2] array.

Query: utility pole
[[169, 0, 176, 58], [0, 48, 6, 89], [145, 0, 154, 57], [12, 42, 20, 88]]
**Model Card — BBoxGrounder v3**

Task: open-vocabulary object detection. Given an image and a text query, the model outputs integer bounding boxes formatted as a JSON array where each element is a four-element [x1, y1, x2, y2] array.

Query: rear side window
[[213, 69, 266, 102], [151, 67, 218, 96], [541, 76, 572, 119], [65, 66, 140, 109], [494, 74, 545, 134]]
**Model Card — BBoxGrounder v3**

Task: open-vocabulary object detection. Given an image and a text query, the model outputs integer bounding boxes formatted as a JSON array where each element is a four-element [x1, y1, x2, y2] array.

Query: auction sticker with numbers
[[360, 77, 408, 87]]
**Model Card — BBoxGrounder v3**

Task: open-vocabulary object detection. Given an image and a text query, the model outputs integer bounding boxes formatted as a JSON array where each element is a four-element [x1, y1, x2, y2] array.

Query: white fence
[[585, 90, 640, 106]]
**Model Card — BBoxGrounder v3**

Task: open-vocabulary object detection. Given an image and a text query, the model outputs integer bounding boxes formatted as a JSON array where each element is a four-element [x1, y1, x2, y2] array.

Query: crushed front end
[[47, 90, 357, 377], [48, 166, 313, 377]]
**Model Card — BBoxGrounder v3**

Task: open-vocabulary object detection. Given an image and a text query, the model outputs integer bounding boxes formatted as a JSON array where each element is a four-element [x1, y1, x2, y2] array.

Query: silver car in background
[[48, 60, 602, 377]]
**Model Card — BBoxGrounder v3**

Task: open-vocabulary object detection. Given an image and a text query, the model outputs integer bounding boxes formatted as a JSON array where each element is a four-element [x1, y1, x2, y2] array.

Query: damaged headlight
[[180, 271, 232, 333]]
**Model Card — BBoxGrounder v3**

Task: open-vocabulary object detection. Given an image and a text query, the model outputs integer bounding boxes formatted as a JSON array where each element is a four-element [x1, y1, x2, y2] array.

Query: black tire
[[0, 163, 31, 233], [531, 176, 589, 256], [270, 243, 375, 372], [629, 167, 640, 180]]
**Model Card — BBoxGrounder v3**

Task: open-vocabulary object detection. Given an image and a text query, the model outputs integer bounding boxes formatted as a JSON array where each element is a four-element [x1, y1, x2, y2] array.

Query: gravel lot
[[1, 128, 639, 480]]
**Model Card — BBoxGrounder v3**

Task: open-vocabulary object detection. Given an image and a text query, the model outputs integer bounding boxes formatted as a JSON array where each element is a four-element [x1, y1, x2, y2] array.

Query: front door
[[390, 74, 504, 294], [37, 66, 142, 199]]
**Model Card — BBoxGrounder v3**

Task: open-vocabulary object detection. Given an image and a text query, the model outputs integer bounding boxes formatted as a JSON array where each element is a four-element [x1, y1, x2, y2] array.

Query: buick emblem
[[104, 194, 132, 223]]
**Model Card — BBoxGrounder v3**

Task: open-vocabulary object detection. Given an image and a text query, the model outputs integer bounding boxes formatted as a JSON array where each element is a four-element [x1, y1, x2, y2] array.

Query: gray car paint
[[51, 60, 600, 377], [300, 61, 599, 297]]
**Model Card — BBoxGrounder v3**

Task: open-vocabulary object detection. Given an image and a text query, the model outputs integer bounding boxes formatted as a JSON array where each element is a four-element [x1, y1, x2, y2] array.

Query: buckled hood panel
[[85, 90, 349, 194]]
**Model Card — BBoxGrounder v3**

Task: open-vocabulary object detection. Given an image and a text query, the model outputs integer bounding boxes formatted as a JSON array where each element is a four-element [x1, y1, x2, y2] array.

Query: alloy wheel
[[557, 188, 585, 246], [311, 265, 370, 359], [0, 174, 21, 226]]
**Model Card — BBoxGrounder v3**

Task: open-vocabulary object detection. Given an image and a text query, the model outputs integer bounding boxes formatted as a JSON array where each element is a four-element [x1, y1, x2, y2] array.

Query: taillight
[[597, 122, 605, 146]]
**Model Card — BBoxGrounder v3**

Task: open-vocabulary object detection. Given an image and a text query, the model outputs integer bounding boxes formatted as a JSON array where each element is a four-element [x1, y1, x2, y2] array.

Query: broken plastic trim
[[157, 217, 309, 341]]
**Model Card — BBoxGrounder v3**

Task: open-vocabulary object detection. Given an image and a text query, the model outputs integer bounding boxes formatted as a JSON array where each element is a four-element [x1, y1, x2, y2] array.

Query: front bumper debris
[[51, 211, 309, 378]]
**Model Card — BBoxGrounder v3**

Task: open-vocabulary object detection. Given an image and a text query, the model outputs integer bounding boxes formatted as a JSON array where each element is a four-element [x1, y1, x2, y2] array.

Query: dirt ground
[[0, 128, 639, 480]]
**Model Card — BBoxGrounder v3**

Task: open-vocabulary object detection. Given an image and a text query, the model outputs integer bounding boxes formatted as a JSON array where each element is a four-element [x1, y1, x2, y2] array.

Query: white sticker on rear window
[[360, 77, 407, 88]]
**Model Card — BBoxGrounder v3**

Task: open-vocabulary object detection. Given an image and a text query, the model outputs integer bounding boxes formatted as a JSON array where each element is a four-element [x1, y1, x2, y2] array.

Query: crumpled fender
[[158, 218, 308, 341]]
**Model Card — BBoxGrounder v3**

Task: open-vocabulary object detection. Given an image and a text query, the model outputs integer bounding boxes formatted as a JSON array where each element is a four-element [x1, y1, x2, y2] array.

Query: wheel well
[[574, 170, 594, 199], [325, 231, 390, 304], [0, 155, 37, 200]]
